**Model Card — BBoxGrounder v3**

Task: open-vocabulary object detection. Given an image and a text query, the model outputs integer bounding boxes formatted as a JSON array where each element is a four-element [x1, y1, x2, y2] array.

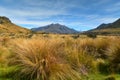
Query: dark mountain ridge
[[83, 18, 120, 35], [95, 18, 120, 29], [31, 23, 78, 34]]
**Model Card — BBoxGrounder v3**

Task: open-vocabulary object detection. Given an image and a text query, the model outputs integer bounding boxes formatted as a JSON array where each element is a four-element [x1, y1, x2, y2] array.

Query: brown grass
[[0, 36, 120, 79], [8, 38, 81, 80]]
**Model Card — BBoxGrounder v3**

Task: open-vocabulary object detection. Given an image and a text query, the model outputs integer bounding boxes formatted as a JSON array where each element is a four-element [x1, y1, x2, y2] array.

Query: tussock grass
[[64, 38, 95, 74], [8, 38, 81, 80], [0, 45, 9, 67], [0, 36, 120, 79], [107, 38, 120, 73]]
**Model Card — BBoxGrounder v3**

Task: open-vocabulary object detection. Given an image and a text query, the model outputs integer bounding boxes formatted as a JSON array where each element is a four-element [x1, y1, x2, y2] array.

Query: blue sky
[[0, 0, 120, 31]]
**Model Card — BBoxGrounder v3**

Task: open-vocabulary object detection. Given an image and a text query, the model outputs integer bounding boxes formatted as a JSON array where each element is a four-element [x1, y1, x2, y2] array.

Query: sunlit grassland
[[0, 34, 120, 80]]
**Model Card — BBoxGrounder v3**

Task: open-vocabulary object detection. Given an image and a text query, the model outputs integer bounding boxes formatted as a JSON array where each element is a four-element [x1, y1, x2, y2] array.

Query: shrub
[[87, 33, 97, 38]]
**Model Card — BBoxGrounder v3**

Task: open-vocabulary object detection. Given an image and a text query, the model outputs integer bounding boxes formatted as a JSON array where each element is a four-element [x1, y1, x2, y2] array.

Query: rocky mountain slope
[[31, 23, 78, 34]]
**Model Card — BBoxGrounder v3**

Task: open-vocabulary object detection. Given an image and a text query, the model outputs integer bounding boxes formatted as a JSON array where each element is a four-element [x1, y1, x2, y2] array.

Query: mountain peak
[[31, 23, 78, 34], [50, 23, 60, 25], [49, 23, 65, 27], [0, 16, 11, 24]]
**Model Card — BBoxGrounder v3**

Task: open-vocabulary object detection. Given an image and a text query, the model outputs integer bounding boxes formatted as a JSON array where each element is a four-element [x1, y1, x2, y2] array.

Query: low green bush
[[105, 75, 116, 80], [97, 60, 110, 74]]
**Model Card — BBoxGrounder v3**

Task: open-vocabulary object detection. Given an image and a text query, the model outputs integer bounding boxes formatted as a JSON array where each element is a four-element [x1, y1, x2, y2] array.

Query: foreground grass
[[82, 73, 120, 80], [1, 73, 120, 80], [0, 36, 120, 80]]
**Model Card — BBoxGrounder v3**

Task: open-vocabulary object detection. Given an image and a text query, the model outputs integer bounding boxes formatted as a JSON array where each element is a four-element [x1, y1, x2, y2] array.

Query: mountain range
[[0, 16, 120, 35], [84, 18, 120, 35], [31, 23, 78, 34]]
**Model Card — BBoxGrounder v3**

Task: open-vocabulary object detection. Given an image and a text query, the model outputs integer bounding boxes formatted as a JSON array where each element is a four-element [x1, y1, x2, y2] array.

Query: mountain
[[0, 16, 30, 34], [31, 23, 78, 34], [85, 18, 120, 35], [96, 18, 120, 29]]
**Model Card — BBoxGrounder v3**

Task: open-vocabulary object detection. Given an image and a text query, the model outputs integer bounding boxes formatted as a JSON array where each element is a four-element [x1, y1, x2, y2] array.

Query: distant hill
[[0, 16, 30, 34], [31, 23, 78, 34], [96, 18, 120, 29], [84, 18, 120, 35]]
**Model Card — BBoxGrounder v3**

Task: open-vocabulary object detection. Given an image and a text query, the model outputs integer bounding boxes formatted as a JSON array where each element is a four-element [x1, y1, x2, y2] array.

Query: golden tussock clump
[[8, 38, 81, 80]]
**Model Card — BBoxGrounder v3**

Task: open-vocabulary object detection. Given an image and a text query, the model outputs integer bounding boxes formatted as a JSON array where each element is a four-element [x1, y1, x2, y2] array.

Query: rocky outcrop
[[0, 16, 11, 24]]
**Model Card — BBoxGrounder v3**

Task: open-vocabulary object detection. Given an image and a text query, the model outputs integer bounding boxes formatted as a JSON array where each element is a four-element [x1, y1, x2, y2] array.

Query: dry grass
[[0, 36, 120, 80], [8, 38, 81, 80], [0, 45, 10, 67]]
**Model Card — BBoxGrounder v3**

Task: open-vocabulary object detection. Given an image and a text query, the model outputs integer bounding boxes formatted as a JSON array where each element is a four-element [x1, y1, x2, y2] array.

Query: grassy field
[[0, 34, 120, 80]]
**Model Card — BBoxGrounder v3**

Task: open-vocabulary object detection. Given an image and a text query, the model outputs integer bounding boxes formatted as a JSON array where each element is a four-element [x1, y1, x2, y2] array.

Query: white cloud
[[0, 6, 66, 18], [97, 17, 118, 23], [13, 19, 50, 25]]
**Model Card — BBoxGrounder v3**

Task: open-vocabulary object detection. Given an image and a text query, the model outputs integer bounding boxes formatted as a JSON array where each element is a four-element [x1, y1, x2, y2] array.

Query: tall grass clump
[[107, 38, 120, 73], [0, 45, 9, 67], [65, 38, 112, 74], [0, 44, 12, 79], [8, 38, 81, 80], [64, 38, 96, 75], [93, 37, 120, 74], [94, 38, 110, 59], [76, 38, 110, 59]]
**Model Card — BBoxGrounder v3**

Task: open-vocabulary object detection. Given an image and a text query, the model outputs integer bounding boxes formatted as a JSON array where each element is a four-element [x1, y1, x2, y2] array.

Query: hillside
[[85, 18, 120, 35], [0, 16, 30, 34], [31, 23, 78, 34], [96, 18, 120, 29]]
